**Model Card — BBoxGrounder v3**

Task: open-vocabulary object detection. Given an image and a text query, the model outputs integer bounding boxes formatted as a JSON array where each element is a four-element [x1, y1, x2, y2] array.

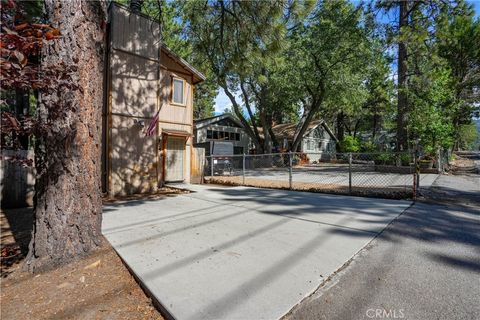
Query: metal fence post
[[413, 151, 420, 200], [348, 153, 352, 194], [437, 148, 441, 173], [210, 155, 214, 177], [413, 152, 417, 199], [242, 153, 246, 185], [416, 154, 420, 198], [289, 152, 293, 190]]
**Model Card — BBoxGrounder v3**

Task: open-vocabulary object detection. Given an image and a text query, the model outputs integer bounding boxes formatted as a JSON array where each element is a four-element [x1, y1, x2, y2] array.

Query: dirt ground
[[206, 176, 412, 199], [1, 243, 164, 320], [450, 157, 476, 167], [0, 189, 187, 320]]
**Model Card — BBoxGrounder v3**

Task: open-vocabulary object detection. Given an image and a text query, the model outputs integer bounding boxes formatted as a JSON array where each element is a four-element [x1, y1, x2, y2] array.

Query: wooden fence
[[1, 150, 35, 208], [190, 147, 205, 184]]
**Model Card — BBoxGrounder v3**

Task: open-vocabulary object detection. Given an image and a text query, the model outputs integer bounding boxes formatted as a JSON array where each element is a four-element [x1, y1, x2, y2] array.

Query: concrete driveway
[[102, 185, 411, 320]]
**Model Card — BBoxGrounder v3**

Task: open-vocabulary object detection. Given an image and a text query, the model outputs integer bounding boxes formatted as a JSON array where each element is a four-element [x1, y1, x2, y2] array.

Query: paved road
[[103, 185, 411, 320], [422, 174, 480, 206], [285, 201, 480, 320]]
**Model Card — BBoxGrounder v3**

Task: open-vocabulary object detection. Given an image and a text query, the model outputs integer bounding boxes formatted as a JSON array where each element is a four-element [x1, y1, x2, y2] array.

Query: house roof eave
[[161, 45, 206, 84], [194, 113, 244, 130]]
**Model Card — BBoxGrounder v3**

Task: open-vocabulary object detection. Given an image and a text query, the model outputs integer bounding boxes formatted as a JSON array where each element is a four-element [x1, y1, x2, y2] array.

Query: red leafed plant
[[1, 0, 79, 166]]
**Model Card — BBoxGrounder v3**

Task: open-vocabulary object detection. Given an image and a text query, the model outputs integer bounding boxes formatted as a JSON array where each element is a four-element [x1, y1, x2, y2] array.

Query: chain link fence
[[205, 152, 426, 199]]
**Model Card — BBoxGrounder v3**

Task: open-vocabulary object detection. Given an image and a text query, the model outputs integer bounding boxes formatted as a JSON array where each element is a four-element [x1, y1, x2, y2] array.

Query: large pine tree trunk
[[396, 0, 408, 151], [25, 0, 106, 272]]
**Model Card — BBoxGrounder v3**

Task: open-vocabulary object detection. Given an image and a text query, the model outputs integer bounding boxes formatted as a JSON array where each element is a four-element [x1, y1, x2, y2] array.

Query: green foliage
[[121, 0, 479, 153], [457, 123, 479, 150], [408, 66, 455, 155], [437, 3, 480, 124], [360, 140, 378, 152], [374, 153, 394, 165], [378, 0, 479, 151], [179, 0, 313, 151], [400, 153, 412, 166], [339, 135, 360, 152], [282, 0, 380, 150]]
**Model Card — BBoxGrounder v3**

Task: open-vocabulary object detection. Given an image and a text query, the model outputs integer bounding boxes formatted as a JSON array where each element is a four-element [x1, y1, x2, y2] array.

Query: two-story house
[[102, 3, 205, 196]]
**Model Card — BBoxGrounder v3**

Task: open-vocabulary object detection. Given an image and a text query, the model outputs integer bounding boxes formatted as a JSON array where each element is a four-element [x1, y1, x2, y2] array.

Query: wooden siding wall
[[108, 5, 160, 195], [107, 4, 195, 194], [158, 53, 194, 184], [0, 150, 35, 208]]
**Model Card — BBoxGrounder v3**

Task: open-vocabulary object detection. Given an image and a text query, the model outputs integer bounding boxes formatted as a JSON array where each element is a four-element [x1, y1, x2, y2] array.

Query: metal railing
[[204, 152, 427, 199]]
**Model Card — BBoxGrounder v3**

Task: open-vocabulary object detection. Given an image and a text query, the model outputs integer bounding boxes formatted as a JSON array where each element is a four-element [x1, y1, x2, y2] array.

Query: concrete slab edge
[[109, 246, 177, 320], [164, 184, 196, 194]]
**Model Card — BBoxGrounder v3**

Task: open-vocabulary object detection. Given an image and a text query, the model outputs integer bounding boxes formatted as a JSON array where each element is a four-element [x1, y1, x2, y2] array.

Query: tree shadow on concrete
[[0, 207, 33, 277]]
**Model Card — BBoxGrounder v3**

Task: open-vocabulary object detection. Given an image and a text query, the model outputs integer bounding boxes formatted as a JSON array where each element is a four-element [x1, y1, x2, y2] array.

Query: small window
[[207, 130, 212, 139], [172, 77, 185, 105], [229, 132, 235, 140], [235, 133, 240, 141], [225, 132, 230, 140], [213, 131, 219, 139]]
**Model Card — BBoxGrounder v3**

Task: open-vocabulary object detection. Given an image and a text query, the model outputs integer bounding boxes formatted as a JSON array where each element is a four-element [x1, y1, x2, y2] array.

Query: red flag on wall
[[144, 109, 160, 136]]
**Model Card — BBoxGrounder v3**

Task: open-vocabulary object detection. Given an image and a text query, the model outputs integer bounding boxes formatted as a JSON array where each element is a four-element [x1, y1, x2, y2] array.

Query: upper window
[[172, 77, 185, 105]]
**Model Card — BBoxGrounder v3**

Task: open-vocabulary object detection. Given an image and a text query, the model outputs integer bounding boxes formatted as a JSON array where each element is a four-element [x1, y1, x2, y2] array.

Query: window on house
[[213, 131, 219, 139], [207, 130, 212, 139], [225, 132, 230, 140], [172, 77, 185, 105], [235, 133, 240, 141]]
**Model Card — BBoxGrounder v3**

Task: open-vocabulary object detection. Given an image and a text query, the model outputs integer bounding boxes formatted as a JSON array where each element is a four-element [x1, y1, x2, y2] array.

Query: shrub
[[360, 140, 378, 152], [339, 135, 360, 152], [400, 153, 412, 166], [374, 153, 395, 165]]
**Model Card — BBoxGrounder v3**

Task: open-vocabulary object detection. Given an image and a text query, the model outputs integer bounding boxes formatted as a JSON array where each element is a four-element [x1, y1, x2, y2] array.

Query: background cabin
[[266, 120, 338, 161], [194, 114, 251, 156]]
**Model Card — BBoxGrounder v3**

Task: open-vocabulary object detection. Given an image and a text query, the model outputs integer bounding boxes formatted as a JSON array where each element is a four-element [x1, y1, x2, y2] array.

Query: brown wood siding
[[107, 4, 195, 194]]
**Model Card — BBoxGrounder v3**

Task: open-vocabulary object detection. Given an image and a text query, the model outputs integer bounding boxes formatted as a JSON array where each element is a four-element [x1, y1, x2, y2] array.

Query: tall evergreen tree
[[25, 0, 107, 271]]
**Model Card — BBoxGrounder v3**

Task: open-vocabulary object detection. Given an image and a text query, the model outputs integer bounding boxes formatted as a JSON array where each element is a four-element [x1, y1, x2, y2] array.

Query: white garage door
[[166, 137, 185, 182]]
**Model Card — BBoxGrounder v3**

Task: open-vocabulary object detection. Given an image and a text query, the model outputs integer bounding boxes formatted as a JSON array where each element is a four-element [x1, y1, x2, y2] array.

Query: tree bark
[[222, 84, 262, 152], [336, 112, 345, 151], [396, 0, 409, 151], [372, 105, 379, 140], [291, 99, 320, 152], [291, 81, 326, 152], [239, 79, 263, 151], [25, 0, 106, 272]]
